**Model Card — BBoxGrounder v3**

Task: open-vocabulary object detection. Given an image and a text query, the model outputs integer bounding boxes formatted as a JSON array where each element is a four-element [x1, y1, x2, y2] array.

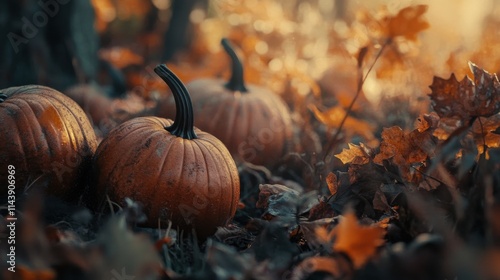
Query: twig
[[323, 38, 391, 164]]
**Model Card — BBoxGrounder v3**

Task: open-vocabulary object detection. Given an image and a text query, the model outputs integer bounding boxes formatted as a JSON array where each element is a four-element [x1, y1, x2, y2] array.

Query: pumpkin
[[65, 84, 154, 139], [184, 38, 293, 166], [0, 85, 98, 201], [90, 64, 240, 238], [64, 84, 113, 127]]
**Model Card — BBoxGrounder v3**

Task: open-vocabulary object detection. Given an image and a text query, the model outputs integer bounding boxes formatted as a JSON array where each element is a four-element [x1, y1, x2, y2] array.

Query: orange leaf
[[335, 143, 370, 165], [384, 5, 430, 41], [309, 104, 376, 143], [332, 210, 386, 268], [326, 172, 338, 196]]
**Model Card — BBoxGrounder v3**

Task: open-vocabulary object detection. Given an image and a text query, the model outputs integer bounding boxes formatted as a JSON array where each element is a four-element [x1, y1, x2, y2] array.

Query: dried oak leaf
[[335, 143, 371, 165], [374, 126, 424, 165], [315, 210, 386, 268], [429, 62, 500, 119], [383, 5, 430, 41], [374, 119, 437, 182]]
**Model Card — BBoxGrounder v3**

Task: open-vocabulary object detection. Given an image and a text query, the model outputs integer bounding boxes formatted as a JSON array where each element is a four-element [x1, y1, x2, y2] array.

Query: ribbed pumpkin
[[0, 86, 98, 201], [185, 39, 292, 166], [91, 65, 240, 238]]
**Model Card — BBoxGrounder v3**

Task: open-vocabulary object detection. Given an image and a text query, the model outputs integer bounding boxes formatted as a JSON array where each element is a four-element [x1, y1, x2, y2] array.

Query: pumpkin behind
[[0, 85, 98, 201]]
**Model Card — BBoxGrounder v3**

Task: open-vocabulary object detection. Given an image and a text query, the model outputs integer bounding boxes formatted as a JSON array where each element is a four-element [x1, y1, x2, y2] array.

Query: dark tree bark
[[0, 0, 99, 90], [162, 0, 208, 62]]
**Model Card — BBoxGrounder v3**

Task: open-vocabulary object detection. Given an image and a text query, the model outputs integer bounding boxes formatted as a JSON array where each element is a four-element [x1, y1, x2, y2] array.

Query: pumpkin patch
[[3, 1, 500, 279]]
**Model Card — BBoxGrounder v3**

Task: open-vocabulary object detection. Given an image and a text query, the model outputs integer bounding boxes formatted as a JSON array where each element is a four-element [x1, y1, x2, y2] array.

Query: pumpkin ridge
[[195, 138, 228, 222], [205, 95, 232, 136], [192, 137, 228, 224], [242, 99, 260, 161], [156, 132, 176, 197], [141, 131, 176, 220], [4, 100, 35, 164], [21, 97, 63, 165], [224, 97, 241, 146], [174, 139, 186, 217], [198, 136, 239, 218], [38, 93, 83, 151], [221, 38, 248, 93]]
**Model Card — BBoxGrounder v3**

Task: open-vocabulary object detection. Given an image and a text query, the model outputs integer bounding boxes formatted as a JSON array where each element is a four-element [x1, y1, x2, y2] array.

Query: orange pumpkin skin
[[186, 79, 292, 166], [0, 85, 98, 200], [91, 65, 240, 238]]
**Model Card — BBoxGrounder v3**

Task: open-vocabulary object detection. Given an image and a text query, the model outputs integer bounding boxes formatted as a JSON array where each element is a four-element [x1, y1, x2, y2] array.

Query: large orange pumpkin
[[0, 86, 98, 201], [91, 65, 240, 238], [185, 39, 293, 166]]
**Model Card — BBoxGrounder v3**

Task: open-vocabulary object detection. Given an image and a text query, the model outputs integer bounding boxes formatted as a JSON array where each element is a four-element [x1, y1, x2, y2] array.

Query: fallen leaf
[[383, 5, 430, 41], [326, 172, 338, 196], [374, 124, 437, 182], [335, 143, 370, 165], [429, 62, 500, 120], [316, 209, 386, 268]]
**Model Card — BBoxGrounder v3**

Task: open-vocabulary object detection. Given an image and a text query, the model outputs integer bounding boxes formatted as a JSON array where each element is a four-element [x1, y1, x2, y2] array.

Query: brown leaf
[[374, 124, 437, 182], [326, 172, 338, 196], [384, 5, 430, 41], [429, 62, 500, 120], [373, 189, 391, 213], [308, 200, 337, 220], [335, 143, 370, 165]]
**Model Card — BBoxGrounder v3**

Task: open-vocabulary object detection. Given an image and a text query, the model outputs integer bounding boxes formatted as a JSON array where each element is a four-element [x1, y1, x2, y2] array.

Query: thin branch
[[323, 39, 391, 163]]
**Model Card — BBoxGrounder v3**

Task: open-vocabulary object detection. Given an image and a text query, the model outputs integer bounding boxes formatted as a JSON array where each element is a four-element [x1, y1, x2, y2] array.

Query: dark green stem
[[221, 38, 248, 92], [0, 93, 7, 103], [154, 64, 197, 139]]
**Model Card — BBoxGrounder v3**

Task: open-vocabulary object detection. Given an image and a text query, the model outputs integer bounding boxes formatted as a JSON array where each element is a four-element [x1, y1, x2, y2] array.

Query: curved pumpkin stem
[[0, 93, 7, 103], [154, 64, 197, 140], [221, 38, 248, 93]]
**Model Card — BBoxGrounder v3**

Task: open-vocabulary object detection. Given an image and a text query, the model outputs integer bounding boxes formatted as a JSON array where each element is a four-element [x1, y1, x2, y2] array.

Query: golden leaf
[[335, 143, 370, 165], [332, 210, 386, 268]]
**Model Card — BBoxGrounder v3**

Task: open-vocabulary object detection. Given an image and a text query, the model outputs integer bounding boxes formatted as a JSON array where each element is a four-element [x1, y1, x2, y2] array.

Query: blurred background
[[2, 0, 499, 98]]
